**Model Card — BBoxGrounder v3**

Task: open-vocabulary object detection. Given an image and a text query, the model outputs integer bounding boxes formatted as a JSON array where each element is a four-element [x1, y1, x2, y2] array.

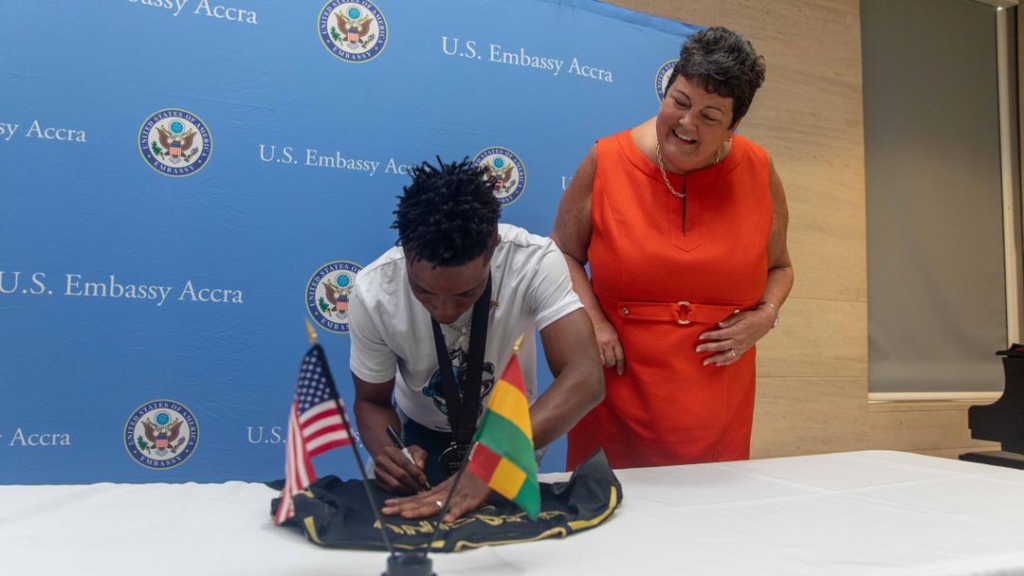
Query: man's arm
[[353, 374, 429, 494], [348, 282, 428, 494], [530, 308, 605, 449]]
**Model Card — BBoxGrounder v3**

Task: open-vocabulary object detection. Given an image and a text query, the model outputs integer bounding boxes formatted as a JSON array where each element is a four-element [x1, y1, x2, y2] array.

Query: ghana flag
[[466, 340, 540, 519]]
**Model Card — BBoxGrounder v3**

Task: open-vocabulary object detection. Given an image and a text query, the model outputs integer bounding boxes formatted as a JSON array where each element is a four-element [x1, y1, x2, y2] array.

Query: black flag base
[[384, 552, 435, 576]]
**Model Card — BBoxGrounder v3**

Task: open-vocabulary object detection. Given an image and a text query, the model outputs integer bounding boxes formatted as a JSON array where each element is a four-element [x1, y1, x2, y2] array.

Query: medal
[[438, 443, 469, 477]]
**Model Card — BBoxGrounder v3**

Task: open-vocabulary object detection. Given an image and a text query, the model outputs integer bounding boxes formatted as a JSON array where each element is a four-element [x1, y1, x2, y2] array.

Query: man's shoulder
[[354, 246, 407, 302], [493, 224, 570, 291], [496, 223, 556, 255]]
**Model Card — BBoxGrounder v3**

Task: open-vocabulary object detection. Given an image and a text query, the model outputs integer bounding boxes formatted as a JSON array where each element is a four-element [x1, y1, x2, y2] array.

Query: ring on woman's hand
[[435, 500, 444, 509], [730, 349, 738, 359]]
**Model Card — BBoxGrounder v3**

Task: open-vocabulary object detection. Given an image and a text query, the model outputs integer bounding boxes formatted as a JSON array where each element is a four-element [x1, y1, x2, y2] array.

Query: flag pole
[[512, 333, 525, 354], [304, 320, 398, 557], [304, 318, 319, 345]]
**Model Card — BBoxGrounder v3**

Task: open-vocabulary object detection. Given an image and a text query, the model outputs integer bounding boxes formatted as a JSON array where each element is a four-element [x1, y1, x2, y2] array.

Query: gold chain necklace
[[448, 318, 471, 347], [656, 141, 723, 235], [655, 141, 722, 199]]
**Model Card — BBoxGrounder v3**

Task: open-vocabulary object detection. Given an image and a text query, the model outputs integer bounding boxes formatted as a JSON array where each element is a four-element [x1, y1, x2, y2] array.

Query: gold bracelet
[[757, 301, 779, 329]]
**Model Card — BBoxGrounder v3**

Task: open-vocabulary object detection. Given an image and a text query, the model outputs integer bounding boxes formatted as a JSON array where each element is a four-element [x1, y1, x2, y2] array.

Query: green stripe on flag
[[475, 410, 537, 478], [512, 474, 541, 519]]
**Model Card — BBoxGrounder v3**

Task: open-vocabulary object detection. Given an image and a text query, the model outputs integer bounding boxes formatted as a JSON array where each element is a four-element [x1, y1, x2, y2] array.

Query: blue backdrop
[[0, 0, 697, 484]]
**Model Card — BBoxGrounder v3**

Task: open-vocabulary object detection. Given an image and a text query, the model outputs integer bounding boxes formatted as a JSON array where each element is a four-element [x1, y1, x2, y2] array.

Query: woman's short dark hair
[[392, 157, 501, 267], [667, 26, 766, 128]]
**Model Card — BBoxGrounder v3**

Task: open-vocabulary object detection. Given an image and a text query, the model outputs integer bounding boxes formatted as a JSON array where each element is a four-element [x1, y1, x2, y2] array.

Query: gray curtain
[[863, 0, 1009, 392]]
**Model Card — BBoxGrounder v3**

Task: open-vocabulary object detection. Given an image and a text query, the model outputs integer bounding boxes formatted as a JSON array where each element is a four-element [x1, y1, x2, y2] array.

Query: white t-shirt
[[348, 224, 583, 432]]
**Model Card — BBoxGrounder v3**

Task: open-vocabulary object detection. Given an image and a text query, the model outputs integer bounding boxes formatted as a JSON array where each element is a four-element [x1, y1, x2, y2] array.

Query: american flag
[[274, 344, 352, 525]]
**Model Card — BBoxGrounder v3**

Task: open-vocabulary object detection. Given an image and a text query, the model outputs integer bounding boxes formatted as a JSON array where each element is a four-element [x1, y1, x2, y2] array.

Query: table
[[4, 450, 1024, 575]]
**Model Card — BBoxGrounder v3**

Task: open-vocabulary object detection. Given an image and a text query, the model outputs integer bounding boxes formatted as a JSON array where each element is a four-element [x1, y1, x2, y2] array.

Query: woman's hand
[[695, 307, 776, 367], [594, 318, 625, 375]]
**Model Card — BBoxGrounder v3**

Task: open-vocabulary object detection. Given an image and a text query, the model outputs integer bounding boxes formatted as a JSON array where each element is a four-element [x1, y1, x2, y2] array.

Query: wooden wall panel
[[751, 378, 869, 458], [787, 220, 867, 302], [756, 299, 867, 379]]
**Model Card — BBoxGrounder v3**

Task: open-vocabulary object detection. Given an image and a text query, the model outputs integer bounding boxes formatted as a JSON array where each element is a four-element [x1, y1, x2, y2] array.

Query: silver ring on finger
[[435, 500, 444, 510], [730, 349, 738, 359]]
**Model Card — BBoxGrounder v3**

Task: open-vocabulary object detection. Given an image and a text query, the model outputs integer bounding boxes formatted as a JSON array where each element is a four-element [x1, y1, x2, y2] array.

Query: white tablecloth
[[4, 450, 1024, 575]]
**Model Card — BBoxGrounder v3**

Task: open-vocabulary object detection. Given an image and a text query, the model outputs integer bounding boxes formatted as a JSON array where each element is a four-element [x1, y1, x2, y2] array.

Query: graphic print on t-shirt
[[422, 345, 495, 418]]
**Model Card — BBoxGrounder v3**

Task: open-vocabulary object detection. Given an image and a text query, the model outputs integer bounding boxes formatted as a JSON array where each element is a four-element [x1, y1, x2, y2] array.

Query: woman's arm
[[551, 146, 626, 375]]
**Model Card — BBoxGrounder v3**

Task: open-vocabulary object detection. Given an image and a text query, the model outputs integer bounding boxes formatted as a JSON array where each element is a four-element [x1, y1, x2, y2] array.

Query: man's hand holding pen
[[372, 425, 430, 494]]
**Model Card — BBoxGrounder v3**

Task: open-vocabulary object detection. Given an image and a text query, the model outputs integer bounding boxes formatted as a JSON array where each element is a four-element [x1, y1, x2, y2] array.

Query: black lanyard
[[429, 274, 491, 446]]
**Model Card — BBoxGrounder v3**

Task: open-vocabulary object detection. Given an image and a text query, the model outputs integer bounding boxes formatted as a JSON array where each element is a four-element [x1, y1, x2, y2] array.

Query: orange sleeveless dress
[[567, 131, 773, 470]]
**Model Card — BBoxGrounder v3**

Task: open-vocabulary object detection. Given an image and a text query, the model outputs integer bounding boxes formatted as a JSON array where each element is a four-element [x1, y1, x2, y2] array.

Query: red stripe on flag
[[468, 442, 503, 483], [276, 403, 307, 524], [502, 354, 526, 395], [293, 407, 315, 488], [300, 400, 349, 458], [307, 436, 349, 458], [301, 407, 341, 430], [299, 400, 338, 424]]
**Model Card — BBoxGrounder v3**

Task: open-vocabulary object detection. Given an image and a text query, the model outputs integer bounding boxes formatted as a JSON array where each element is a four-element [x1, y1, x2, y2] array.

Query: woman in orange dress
[[553, 27, 794, 469]]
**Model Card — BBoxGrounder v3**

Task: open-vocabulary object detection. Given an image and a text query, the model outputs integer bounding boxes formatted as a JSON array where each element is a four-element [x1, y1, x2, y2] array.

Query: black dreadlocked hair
[[667, 27, 766, 129], [392, 157, 501, 267]]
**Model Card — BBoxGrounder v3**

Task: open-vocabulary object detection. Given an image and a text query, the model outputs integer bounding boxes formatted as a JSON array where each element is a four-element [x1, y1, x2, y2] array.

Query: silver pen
[[386, 425, 430, 489]]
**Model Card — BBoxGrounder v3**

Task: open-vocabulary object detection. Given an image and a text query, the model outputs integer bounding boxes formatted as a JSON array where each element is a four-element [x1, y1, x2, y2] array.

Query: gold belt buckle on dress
[[675, 301, 692, 325]]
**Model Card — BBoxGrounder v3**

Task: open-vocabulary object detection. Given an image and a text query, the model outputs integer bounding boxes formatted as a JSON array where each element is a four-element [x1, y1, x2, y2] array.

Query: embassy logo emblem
[[318, 0, 388, 63], [655, 60, 677, 102], [124, 400, 200, 470], [138, 109, 213, 177], [307, 261, 362, 334], [473, 147, 527, 206]]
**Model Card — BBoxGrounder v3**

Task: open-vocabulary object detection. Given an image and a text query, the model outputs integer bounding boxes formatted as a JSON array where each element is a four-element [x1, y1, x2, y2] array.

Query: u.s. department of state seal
[[319, 0, 388, 63], [124, 400, 200, 470], [472, 147, 527, 206], [656, 59, 678, 102], [307, 261, 362, 334], [138, 109, 213, 177]]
